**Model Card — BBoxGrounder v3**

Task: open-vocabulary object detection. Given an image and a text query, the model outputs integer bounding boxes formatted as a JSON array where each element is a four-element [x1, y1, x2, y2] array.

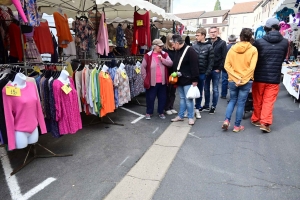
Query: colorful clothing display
[[114, 68, 131, 106], [116, 25, 124, 47], [8, 22, 26, 61], [53, 12, 73, 48], [19, 0, 39, 26], [33, 21, 54, 54], [96, 12, 109, 56], [0, 6, 13, 50]]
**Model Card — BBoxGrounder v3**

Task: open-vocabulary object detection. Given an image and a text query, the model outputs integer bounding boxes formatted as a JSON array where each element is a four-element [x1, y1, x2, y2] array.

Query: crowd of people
[[141, 17, 288, 133]]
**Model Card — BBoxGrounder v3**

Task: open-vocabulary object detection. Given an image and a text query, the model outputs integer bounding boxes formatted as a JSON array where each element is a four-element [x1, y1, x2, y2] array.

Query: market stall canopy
[[154, 13, 183, 29], [36, 0, 165, 19]]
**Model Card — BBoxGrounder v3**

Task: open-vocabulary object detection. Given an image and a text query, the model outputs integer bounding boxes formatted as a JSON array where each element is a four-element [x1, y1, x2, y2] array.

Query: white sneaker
[[165, 110, 172, 115], [170, 109, 177, 114], [195, 109, 201, 119], [184, 111, 188, 118]]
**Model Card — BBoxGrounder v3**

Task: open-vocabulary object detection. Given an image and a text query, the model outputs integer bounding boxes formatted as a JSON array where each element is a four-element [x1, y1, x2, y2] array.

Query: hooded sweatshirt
[[224, 41, 258, 85]]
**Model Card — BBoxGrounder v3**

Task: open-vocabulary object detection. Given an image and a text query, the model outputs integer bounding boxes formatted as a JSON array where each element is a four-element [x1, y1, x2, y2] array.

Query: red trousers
[[251, 82, 280, 126]]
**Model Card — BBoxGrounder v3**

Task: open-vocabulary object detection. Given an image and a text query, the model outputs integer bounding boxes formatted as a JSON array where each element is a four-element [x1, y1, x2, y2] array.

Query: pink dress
[[52, 78, 82, 134], [96, 12, 109, 56], [2, 81, 46, 150]]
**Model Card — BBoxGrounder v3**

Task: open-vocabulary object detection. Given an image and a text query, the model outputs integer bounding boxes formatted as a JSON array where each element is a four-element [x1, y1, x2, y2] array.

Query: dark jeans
[[165, 84, 176, 110], [204, 70, 220, 108], [195, 73, 206, 109], [146, 83, 167, 115], [221, 69, 228, 97]]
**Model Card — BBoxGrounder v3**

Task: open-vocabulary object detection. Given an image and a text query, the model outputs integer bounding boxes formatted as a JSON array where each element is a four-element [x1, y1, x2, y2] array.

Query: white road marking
[[118, 156, 130, 168], [131, 116, 145, 124], [152, 127, 159, 134], [119, 107, 145, 124], [120, 107, 144, 117], [0, 148, 56, 200], [188, 132, 202, 140]]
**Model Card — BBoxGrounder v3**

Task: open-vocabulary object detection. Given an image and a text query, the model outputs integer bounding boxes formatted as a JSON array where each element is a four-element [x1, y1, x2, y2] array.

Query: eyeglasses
[[158, 45, 164, 48]]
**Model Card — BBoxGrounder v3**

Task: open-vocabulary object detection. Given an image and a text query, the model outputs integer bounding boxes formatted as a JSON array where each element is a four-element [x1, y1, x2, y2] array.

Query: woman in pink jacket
[[141, 39, 173, 120]]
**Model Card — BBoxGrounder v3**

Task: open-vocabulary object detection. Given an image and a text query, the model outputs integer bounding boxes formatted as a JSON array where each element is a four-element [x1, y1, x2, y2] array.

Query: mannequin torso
[[58, 69, 70, 84], [11, 73, 26, 88]]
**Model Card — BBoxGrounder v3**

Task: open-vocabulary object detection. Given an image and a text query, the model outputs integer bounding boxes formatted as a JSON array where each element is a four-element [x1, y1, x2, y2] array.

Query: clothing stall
[[0, 0, 182, 175]]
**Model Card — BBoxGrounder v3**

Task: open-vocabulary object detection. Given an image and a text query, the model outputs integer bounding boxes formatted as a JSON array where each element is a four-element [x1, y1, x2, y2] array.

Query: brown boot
[[260, 124, 271, 133]]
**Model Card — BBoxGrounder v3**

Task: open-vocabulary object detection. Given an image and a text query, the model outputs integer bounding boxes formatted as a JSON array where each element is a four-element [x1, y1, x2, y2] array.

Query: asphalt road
[[154, 84, 300, 200], [1, 84, 300, 200]]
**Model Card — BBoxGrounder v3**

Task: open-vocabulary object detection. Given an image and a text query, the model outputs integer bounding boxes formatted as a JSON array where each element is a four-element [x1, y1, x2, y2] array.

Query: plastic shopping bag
[[186, 85, 200, 99]]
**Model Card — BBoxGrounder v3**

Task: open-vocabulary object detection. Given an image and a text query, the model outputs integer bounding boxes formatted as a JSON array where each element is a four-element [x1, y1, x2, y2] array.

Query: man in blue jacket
[[221, 34, 237, 99], [201, 27, 227, 114]]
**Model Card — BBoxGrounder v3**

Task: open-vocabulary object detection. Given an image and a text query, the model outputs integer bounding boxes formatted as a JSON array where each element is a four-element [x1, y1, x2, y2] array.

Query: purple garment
[[53, 79, 82, 134]]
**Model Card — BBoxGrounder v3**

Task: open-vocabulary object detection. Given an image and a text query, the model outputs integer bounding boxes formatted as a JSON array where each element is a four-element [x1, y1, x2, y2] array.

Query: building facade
[[149, 0, 174, 13], [227, 1, 261, 39]]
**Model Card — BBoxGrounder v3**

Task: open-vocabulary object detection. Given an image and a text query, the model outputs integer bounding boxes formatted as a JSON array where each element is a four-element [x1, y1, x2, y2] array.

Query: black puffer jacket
[[208, 37, 227, 71], [192, 41, 214, 75], [253, 31, 288, 84], [173, 44, 199, 86]]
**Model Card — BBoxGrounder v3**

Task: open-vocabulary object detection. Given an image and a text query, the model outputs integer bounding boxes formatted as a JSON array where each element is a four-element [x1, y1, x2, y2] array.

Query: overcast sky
[[173, 0, 256, 13]]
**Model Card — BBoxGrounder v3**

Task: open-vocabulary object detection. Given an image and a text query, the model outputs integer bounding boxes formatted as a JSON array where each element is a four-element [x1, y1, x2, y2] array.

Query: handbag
[[186, 85, 200, 99], [169, 46, 189, 84]]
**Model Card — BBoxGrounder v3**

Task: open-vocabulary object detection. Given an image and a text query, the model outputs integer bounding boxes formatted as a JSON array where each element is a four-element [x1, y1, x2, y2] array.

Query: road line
[[0, 147, 56, 200], [120, 107, 143, 117], [104, 119, 193, 200], [188, 132, 202, 140], [152, 127, 159, 134], [118, 156, 130, 168], [131, 116, 144, 124]]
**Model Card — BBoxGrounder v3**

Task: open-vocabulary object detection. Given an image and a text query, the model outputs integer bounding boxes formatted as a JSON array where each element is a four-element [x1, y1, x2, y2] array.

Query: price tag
[[61, 84, 72, 94], [136, 20, 143, 26], [6, 86, 21, 97], [135, 67, 141, 74], [103, 72, 109, 79], [121, 72, 127, 79]]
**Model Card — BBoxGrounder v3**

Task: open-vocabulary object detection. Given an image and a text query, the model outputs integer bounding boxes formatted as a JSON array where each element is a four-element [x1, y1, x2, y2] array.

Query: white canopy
[[37, 0, 165, 19]]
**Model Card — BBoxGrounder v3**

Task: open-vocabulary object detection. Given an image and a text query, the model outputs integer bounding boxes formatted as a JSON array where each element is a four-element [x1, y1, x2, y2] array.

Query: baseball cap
[[152, 39, 164, 46], [265, 18, 280, 28]]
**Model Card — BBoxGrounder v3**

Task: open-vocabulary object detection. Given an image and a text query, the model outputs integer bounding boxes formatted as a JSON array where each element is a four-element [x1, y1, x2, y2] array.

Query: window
[[213, 18, 217, 23], [202, 19, 207, 24], [243, 16, 247, 23]]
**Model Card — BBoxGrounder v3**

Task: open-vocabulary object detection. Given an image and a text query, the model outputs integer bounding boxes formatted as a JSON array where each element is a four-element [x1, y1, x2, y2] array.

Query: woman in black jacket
[[170, 35, 199, 125], [163, 33, 177, 115]]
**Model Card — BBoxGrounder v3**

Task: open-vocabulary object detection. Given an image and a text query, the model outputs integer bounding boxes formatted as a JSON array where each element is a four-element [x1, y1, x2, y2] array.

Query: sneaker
[[184, 111, 188, 118], [220, 96, 227, 99], [165, 110, 172, 115], [170, 109, 178, 114], [188, 118, 195, 125], [145, 114, 151, 120], [222, 119, 230, 130], [195, 109, 201, 119], [233, 125, 245, 132], [209, 107, 215, 114], [251, 121, 261, 127], [260, 124, 271, 133], [159, 114, 166, 119], [171, 116, 184, 122], [199, 107, 210, 112]]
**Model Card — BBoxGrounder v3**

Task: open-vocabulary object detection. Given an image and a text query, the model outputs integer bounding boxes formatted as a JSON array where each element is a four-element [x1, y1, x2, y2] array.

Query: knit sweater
[[2, 81, 47, 150]]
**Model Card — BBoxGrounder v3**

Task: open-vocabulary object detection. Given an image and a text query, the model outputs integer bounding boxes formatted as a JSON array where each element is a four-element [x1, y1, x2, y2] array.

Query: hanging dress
[[96, 12, 109, 56]]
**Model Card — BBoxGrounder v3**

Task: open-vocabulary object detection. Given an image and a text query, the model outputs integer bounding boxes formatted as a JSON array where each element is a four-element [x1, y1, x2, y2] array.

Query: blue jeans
[[177, 85, 194, 119], [225, 81, 253, 126], [195, 73, 206, 109], [146, 83, 167, 115], [221, 69, 228, 97], [204, 70, 220, 108]]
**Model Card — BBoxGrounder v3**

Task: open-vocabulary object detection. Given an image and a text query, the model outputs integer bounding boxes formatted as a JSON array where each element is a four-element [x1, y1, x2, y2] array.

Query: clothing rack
[[0, 63, 74, 175]]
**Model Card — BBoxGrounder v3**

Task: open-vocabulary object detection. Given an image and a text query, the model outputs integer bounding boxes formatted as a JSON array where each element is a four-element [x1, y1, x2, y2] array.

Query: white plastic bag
[[186, 85, 200, 99]]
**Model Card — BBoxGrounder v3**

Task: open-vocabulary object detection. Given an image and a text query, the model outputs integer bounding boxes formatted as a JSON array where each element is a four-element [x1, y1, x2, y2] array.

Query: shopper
[[202, 27, 227, 114], [163, 33, 177, 115], [251, 18, 288, 133], [170, 35, 199, 125], [221, 34, 237, 99], [222, 28, 258, 132], [141, 39, 173, 120], [192, 28, 214, 119]]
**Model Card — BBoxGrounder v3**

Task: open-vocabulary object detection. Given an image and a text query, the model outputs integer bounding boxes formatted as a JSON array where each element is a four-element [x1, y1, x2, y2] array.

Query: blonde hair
[[165, 33, 174, 50]]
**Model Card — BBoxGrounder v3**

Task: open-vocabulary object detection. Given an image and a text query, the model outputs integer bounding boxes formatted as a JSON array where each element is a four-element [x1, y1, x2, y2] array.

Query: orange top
[[99, 71, 115, 117], [33, 21, 54, 54], [53, 12, 73, 48]]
